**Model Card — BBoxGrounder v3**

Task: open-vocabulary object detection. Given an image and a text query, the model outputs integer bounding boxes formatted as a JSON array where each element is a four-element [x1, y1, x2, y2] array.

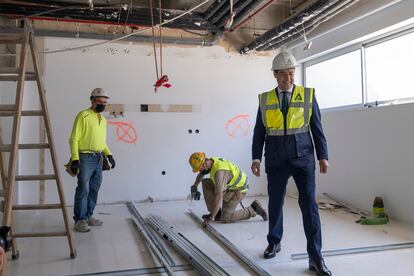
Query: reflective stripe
[[260, 94, 267, 126], [227, 168, 242, 189], [267, 104, 280, 109], [289, 102, 306, 108], [304, 87, 311, 125]]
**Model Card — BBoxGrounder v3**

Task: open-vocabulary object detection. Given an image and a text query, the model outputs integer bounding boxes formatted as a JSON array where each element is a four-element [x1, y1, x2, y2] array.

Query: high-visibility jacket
[[209, 157, 248, 193], [259, 85, 314, 136], [69, 108, 111, 161]]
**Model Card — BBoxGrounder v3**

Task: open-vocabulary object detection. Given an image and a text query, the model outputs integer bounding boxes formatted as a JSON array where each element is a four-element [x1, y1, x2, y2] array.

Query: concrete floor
[[6, 196, 414, 276]]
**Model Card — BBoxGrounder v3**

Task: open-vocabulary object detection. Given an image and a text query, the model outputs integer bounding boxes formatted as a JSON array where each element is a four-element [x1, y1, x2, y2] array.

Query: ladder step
[[13, 204, 62, 210], [0, 33, 23, 44], [0, 104, 16, 111], [16, 174, 56, 181], [0, 110, 44, 117], [0, 143, 50, 152], [0, 67, 36, 81], [13, 231, 67, 238]]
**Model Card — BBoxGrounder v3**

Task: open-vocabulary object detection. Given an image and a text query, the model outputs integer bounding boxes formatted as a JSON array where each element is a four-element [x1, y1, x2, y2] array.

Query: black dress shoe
[[309, 259, 332, 276], [263, 243, 281, 259]]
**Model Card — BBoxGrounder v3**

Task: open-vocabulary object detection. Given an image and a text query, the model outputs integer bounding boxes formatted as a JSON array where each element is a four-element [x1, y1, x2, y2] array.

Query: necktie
[[281, 91, 289, 118]]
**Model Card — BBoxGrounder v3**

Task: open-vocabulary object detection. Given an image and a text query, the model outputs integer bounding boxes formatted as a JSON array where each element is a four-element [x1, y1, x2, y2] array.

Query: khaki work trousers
[[202, 178, 256, 223]]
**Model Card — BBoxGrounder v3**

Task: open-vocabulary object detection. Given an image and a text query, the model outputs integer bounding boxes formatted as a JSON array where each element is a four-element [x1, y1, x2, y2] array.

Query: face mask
[[95, 104, 105, 113]]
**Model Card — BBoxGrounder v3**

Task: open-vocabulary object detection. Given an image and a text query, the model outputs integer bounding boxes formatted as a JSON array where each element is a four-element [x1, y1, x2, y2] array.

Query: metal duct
[[240, 0, 345, 54], [0, 4, 215, 31], [219, 0, 267, 30], [0, 27, 223, 47], [209, 0, 242, 25], [214, 0, 257, 30], [259, 0, 358, 51], [203, 0, 229, 20]]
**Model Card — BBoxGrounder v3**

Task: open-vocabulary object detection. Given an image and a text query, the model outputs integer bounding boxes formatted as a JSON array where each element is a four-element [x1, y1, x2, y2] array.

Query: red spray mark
[[107, 121, 137, 144], [225, 114, 251, 138]]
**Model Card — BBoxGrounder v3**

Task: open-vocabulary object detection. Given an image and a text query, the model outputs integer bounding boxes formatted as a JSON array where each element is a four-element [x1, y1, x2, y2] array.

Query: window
[[365, 30, 414, 103], [305, 50, 362, 109]]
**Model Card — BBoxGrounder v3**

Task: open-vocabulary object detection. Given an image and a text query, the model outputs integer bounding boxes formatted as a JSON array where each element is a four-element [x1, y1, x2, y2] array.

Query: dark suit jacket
[[252, 86, 328, 167]]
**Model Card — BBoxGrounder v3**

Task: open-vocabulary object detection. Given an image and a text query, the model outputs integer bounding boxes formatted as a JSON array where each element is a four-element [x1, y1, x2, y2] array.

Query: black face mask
[[95, 104, 105, 113]]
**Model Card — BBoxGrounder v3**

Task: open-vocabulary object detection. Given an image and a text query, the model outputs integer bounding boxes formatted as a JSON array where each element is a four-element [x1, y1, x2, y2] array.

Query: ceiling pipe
[[262, 0, 359, 51], [258, 0, 358, 51], [240, 0, 345, 54], [214, 0, 257, 30], [230, 0, 277, 32], [217, 0, 268, 30], [0, 4, 215, 31], [0, 26, 224, 47], [203, 0, 229, 20], [209, 0, 242, 25]]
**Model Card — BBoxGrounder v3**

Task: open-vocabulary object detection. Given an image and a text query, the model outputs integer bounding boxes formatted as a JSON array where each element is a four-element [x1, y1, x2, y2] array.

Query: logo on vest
[[294, 94, 303, 101]]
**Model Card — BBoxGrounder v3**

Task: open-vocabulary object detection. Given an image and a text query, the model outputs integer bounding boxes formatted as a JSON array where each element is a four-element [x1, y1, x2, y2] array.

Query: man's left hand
[[107, 155, 116, 169], [319, 159, 329, 174]]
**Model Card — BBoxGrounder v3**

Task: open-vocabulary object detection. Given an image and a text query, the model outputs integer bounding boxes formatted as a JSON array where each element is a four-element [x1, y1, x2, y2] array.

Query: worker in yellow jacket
[[189, 152, 267, 226], [69, 88, 115, 232]]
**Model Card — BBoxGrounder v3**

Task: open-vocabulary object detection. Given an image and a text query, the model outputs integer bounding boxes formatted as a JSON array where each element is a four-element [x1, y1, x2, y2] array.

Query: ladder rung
[[0, 68, 36, 81], [13, 204, 62, 210], [0, 143, 50, 152], [16, 174, 56, 181], [0, 110, 44, 117], [0, 33, 23, 44], [13, 231, 67, 238], [0, 104, 16, 111]]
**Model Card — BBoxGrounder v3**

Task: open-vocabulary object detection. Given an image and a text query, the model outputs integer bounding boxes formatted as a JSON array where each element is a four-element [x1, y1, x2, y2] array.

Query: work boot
[[202, 209, 221, 221], [309, 259, 332, 276], [251, 200, 268, 221], [75, 220, 91, 232], [87, 217, 103, 226]]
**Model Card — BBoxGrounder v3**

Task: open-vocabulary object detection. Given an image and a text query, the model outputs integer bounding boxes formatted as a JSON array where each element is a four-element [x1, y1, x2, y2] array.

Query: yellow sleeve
[[103, 145, 112, 156], [69, 113, 83, 161]]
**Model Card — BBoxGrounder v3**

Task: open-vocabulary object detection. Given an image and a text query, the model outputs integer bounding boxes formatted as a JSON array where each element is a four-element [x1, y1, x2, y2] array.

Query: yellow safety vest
[[259, 85, 314, 136], [209, 157, 248, 193]]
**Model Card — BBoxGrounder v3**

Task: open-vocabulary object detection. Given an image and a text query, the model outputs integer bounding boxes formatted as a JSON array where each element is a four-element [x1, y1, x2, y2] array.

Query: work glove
[[70, 160, 80, 175], [190, 185, 201, 201], [107, 155, 116, 169]]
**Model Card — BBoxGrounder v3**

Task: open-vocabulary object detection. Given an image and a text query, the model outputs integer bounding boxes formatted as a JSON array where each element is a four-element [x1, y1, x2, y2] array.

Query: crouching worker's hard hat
[[271, 51, 299, 71], [189, 152, 206, 173], [90, 88, 110, 99]]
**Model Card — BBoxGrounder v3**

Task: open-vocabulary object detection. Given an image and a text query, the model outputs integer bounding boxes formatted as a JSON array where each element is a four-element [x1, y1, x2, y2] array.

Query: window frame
[[303, 23, 414, 111]]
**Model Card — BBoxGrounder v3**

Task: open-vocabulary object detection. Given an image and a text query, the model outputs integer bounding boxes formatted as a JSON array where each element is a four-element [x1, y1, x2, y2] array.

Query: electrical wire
[[42, 0, 210, 54]]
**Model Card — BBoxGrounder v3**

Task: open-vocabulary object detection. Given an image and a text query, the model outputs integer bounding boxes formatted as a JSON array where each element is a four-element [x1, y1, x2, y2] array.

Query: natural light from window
[[305, 50, 362, 109]]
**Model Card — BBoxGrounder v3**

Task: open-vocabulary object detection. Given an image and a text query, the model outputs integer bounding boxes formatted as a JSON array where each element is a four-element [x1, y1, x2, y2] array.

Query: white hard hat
[[90, 88, 109, 99], [271, 51, 298, 71]]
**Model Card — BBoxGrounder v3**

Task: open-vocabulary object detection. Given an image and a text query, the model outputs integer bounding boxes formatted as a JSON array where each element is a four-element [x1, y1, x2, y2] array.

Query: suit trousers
[[266, 156, 322, 262]]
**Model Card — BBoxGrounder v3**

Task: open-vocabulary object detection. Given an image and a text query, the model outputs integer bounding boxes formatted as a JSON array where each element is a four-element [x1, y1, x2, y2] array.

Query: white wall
[[24, 38, 276, 205]]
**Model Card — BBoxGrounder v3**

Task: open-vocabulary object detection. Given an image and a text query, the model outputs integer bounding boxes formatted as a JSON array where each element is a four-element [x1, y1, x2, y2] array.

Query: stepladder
[[0, 19, 76, 275]]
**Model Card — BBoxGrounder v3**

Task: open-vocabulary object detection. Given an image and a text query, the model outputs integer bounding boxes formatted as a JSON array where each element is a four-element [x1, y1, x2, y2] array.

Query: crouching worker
[[188, 152, 268, 226]]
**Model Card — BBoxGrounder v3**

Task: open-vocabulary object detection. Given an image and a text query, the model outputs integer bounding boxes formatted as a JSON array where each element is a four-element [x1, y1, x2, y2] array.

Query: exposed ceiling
[[0, 0, 359, 53]]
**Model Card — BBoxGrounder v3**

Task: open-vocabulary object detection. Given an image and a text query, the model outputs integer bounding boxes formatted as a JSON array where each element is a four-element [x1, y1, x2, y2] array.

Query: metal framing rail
[[291, 242, 414, 259], [187, 210, 271, 276], [126, 202, 175, 275], [147, 214, 230, 276]]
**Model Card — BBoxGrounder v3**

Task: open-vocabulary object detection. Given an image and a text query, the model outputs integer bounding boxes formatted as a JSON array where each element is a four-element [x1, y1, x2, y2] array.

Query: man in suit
[[251, 52, 331, 276]]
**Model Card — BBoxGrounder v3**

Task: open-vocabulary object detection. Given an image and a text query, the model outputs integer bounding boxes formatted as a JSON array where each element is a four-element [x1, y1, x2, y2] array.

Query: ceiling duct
[[240, 0, 346, 54], [259, 0, 359, 51], [0, 2, 215, 31]]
